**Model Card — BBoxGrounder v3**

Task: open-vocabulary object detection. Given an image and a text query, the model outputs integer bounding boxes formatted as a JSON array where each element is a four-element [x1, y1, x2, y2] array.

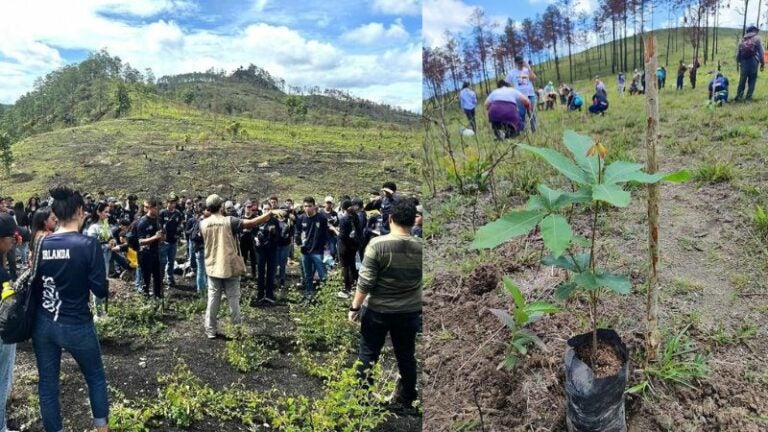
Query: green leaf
[[503, 276, 525, 310], [542, 253, 590, 272], [554, 187, 594, 207], [663, 169, 691, 183], [603, 161, 665, 184], [575, 272, 600, 290], [526, 195, 548, 211], [488, 308, 516, 330], [525, 302, 559, 322], [626, 380, 649, 394], [518, 143, 590, 185], [539, 214, 572, 258], [593, 183, 632, 207], [563, 130, 600, 182], [471, 210, 546, 249], [517, 329, 549, 352], [536, 184, 563, 208], [514, 308, 530, 326], [595, 272, 632, 294], [497, 356, 519, 370], [572, 235, 591, 248], [555, 281, 578, 300]]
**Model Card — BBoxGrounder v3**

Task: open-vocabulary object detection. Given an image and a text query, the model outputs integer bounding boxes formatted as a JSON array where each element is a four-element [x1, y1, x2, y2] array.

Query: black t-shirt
[[135, 215, 161, 254], [36, 232, 107, 324], [320, 208, 339, 237], [295, 212, 328, 255], [255, 217, 280, 250], [158, 208, 183, 243]]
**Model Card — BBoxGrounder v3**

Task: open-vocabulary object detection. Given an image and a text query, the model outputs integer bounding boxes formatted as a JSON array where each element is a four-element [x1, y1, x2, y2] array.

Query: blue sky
[[0, 0, 422, 112]]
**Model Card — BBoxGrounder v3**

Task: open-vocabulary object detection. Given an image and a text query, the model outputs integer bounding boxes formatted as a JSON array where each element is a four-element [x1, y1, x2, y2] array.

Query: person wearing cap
[[320, 196, 339, 261], [32, 184, 109, 432], [0, 213, 20, 432], [83, 194, 95, 218], [336, 199, 363, 299], [106, 197, 122, 226], [506, 56, 537, 132], [735, 25, 765, 102], [348, 198, 422, 409], [200, 194, 274, 339], [295, 197, 329, 299], [158, 193, 183, 288], [239, 200, 260, 279], [411, 206, 423, 238], [364, 181, 400, 236]]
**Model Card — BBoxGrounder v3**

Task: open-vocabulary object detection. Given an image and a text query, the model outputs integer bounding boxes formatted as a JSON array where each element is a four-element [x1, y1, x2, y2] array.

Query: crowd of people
[[0, 181, 424, 431], [457, 25, 764, 138]]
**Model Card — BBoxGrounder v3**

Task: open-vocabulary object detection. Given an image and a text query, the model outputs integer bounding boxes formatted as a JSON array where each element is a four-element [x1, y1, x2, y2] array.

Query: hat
[[747, 25, 759, 33], [107, 196, 117, 203], [352, 197, 363, 206], [85, 193, 93, 199], [205, 194, 224, 208], [381, 187, 395, 194], [224, 200, 234, 209], [416, 205, 424, 214], [341, 200, 352, 210], [0, 213, 17, 237], [168, 192, 179, 202], [324, 195, 334, 203]]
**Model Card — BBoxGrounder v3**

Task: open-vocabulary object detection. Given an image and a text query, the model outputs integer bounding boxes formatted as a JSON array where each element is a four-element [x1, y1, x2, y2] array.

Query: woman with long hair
[[12, 202, 30, 269], [29, 207, 57, 266], [32, 184, 109, 432], [84, 202, 112, 318]]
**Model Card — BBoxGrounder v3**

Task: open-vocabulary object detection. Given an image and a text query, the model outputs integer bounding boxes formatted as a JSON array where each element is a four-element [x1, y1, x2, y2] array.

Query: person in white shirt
[[459, 82, 478, 131], [484, 80, 531, 140], [505, 56, 537, 132]]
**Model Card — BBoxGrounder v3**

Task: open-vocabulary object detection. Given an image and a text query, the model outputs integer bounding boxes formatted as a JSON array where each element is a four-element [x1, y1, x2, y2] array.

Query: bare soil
[[574, 339, 624, 379]]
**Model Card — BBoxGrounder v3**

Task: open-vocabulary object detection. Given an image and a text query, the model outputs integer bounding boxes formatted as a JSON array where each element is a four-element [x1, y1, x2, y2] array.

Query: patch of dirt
[[574, 339, 623, 379], [467, 263, 502, 295]]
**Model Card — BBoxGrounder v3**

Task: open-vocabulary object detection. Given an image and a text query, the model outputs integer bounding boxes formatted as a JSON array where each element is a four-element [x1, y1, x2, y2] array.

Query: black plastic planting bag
[[564, 329, 628, 432]]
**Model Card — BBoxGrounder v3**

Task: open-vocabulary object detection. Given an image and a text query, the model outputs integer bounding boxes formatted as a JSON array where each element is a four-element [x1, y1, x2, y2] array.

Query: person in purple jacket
[[32, 184, 109, 432]]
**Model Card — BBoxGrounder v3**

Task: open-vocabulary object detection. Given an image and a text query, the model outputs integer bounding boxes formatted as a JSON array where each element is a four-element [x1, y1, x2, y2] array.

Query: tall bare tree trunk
[[643, 35, 661, 366]]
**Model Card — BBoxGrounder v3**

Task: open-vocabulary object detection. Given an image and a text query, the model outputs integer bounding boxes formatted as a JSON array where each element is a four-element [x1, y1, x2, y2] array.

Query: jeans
[[256, 247, 277, 300], [463, 108, 477, 131], [0, 343, 16, 432], [134, 266, 143, 292], [32, 315, 108, 432], [158, 242, 178, 284], [676, 74, 684, 90], [205, 276, 241, 336], [327, 235, 338, 260], [339, 244, 358, 292], [240, 237, 256, 277], [139, 251, 162, 299], [517, 95, 536, 133], [93, 247, 110, 315], [17, 242, 29, 267], [186, 240, 196, 270], [276, 244, 291, 287], [357, 308, 421, 403], [301, 253, 327, 297], [736, 61, 759, 99], [110, 251, 131, 273], [195, 249, 207, 295]]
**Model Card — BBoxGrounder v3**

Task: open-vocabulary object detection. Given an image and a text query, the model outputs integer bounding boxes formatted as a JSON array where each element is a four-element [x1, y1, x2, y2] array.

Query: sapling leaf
[[526, 301, 559, 322], [563, 130, 600, 182], [595, 272, 632, 294], [526, 195, 548, 211], [575, 272, 600, 290], [471, 210, 545, 249], [571, 235, 591, 248], [542, 253, 590, 272], [539, 214, 572, 258], [555, 281, 578, 300], [517, 329, 549, 352], [518, 144, 590, 185], [498, 356, 519, 371], [536, 184, 563, 208], [603, 161, 665, 184], [592, 183, 631, 207], [514, 308, 530, 326], [488, 308, 516, 331], [554, 187, 594, 207], [663, 169, 691, 183], [503, 276, 525, 310]]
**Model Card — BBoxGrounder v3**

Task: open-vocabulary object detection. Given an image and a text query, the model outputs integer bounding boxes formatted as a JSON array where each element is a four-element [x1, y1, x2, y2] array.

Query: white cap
[[324, 195, 334, 203]]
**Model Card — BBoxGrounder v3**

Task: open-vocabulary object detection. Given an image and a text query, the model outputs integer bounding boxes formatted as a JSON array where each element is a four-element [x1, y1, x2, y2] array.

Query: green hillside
[[0, 50, 420, 201], [533, 27, 744, 87]]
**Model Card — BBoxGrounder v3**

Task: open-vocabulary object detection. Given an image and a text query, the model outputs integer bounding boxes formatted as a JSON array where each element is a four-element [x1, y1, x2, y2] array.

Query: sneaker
[[336, 290, 350, 299], [263, 297, 276, 305], [206, 333, 217, 339]]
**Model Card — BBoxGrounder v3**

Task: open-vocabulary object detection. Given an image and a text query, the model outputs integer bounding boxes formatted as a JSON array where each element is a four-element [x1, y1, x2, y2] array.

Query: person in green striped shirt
[[348, 198, 422, 408]]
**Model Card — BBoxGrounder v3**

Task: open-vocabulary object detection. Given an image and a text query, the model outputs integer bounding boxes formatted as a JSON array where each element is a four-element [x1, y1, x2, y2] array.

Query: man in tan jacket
[[201, 194, 273, 339]]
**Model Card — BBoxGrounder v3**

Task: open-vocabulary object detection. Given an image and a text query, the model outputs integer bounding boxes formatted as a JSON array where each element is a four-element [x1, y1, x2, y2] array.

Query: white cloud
[[341, 19, 409, 44], [0, 0, 420, 111], [423, 0, 477, 47], [372, 0, 420, 16]]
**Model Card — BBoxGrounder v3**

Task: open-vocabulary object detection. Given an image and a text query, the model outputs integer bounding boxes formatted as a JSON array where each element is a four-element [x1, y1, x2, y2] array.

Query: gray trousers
[[204, 276, 241, 336]]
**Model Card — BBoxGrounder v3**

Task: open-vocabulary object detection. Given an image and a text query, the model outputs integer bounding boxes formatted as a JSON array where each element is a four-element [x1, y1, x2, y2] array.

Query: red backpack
[[738, 37, 758, 60]]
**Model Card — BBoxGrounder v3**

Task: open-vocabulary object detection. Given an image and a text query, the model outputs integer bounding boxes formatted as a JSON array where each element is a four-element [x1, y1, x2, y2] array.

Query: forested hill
[[0, 49, 417, 141]]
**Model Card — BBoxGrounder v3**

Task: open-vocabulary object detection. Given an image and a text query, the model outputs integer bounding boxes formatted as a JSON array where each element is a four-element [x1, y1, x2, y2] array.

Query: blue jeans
[[187, 241, 196, 270], [276, 244, 291, 287], [33, 315, 108, 431], [134, 266, 143, 292], [195, 249, 207, 295], [159, 242, 177, 284], [0, 343, 16, 432], [301, 253, 326, 296], [327, 235, 338, 259], [517, 95, 536, 132]]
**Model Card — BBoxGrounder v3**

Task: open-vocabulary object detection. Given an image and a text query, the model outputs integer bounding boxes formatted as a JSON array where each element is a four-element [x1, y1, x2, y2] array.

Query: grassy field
[[4, 94, 420, 201], [422, 50, 768, 430]]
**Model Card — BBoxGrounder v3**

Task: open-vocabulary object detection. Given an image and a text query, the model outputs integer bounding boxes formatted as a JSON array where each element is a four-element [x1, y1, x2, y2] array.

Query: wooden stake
[[643, 35, 661, 366]]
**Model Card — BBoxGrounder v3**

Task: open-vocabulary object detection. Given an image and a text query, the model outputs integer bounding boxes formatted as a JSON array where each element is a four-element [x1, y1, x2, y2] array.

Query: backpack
[[738, 37, 758, 60], [0, 236, 44, 343], [573, 95, 583, 107]]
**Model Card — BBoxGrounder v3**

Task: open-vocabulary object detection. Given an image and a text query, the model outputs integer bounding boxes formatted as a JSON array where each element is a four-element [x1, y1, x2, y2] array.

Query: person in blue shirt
[[295, 197, 328, 299], [708, 72, 730, 104], [588, 89, 609, 115], [0, 214, 20, 432], [158, 193, 183, 288], [32, 184, 109, 432], [459, 82, 477, 131]]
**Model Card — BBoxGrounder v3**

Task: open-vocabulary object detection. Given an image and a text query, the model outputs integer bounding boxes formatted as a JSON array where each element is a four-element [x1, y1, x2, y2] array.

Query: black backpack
[[0, 236, 44, 343]]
